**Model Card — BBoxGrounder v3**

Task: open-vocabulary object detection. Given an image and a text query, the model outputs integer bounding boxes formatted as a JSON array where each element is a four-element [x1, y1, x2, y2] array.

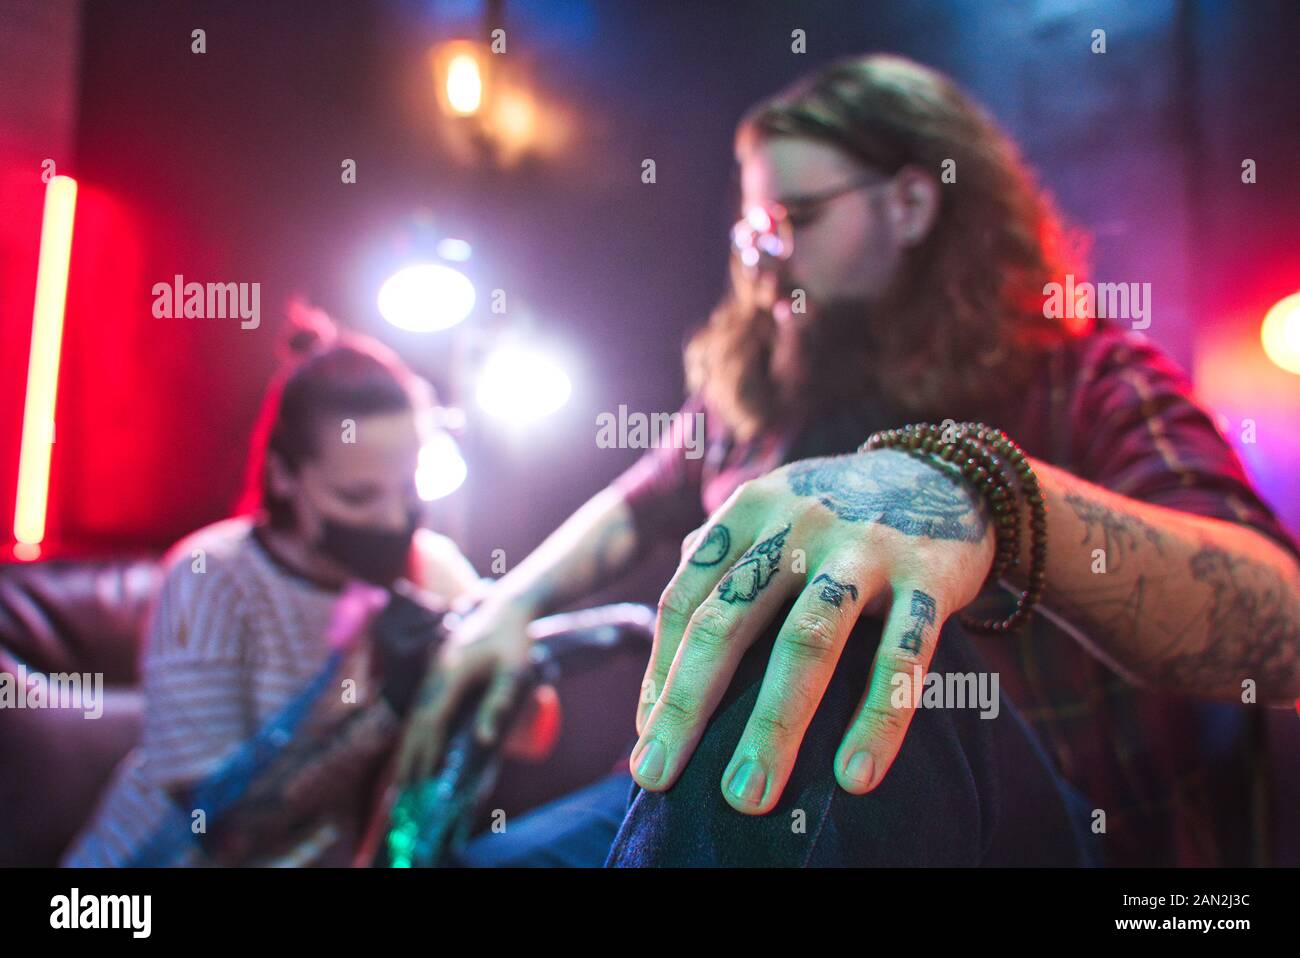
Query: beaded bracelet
[[860, 422, 1047, 634]]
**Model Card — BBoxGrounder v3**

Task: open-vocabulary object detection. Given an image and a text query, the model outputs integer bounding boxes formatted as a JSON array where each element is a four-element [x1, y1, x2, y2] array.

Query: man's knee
[[607, 610, 1002, 866]]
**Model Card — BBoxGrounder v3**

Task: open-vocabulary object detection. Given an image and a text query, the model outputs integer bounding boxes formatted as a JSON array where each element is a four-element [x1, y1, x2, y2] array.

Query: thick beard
[[769, 295, 886, 416]]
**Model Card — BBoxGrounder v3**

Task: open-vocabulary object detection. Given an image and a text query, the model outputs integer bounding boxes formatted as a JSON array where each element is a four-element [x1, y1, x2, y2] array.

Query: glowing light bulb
[[446, 53, 483, 115]]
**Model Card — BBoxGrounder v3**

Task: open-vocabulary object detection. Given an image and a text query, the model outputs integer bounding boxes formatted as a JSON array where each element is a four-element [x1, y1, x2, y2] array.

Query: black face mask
[[315, 507, 422, 585]]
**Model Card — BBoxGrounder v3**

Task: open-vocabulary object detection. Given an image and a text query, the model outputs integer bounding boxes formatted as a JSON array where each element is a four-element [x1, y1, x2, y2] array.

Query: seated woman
[[63, 306, 483, 867]]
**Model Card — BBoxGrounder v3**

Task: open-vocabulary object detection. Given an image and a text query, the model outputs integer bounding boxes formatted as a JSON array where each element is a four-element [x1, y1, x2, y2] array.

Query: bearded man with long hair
[[398, 55, 1299, 868]]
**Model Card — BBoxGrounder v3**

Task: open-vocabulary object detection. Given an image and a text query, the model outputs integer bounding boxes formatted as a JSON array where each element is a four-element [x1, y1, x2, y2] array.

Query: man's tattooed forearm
[[1049, 542, 1299, 700], [1064, 490, 1165, 568], [688, 524, 731, 567], [786, 451, 987, 543], [1150, 545, 1298, 697], [898, 589, 937, 654], [812, 573, 859, 608], [718, 524, 790, 604]]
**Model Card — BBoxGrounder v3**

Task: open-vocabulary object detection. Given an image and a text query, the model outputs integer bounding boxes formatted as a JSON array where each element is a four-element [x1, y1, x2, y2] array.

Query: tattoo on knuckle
[[897, 588, 938, 655], [811, 572, 860, 608], [687, 524, 731, 567], [717, 524, 791, 604]]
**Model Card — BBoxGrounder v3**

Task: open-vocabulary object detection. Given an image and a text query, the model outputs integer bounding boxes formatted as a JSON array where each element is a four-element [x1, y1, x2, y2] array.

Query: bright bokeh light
[[435, 237, 472, 262], [15, 175, 77, 553], [491, 86, 538, 158], [475, 343, 572, 425], [377, 263, 476, 333], [446, 53, 483, 115], [415, 430, 468, 501], [1260, 291, 1300, 375]]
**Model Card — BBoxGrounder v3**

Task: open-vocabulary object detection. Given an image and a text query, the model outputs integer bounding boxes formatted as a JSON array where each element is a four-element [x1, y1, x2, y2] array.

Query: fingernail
[[635, 739, 667, 783], [845, 751, 874, 789], [726, 760, 767, 805]]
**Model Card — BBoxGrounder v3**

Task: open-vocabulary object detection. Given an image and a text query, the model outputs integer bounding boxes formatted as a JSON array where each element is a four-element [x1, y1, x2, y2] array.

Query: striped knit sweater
[[62, 517, 473, 867]]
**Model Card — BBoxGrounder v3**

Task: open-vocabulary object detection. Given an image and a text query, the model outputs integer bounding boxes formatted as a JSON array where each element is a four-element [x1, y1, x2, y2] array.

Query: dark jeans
[[455, 770, 635, 868], [460, 608, 1101, 867]]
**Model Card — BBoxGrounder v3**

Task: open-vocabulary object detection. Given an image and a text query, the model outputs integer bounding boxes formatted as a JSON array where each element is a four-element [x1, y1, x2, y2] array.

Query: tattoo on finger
[[688, 524, 732, 567], [812, 573, 859, 608], [718, 524, 791, 604], [899, 589, 937, 654]]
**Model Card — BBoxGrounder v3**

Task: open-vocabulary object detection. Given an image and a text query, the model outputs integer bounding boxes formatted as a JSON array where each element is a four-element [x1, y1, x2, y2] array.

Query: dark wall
[[2, 0, 1296, 598]]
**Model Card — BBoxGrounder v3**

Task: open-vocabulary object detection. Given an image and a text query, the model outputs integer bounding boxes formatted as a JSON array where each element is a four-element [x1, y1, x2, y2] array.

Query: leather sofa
[[2, 555, 1296, 866]]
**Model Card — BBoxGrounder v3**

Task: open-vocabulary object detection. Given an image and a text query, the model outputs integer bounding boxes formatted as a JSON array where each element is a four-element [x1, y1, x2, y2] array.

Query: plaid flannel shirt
[[611, 321, 1298, 866]]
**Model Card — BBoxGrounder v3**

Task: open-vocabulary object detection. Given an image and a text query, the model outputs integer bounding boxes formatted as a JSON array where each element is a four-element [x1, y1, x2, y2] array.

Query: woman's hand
[[393, 594, 538, 783], [631, 447, 996, 814]]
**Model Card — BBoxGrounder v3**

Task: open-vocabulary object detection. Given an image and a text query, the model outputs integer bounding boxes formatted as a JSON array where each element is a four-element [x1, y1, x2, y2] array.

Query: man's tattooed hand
[[633, 447, 996, 814]]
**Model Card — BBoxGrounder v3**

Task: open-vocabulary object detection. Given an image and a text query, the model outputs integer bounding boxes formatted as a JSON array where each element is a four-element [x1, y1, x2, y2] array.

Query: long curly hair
[[686, 54, 1087, 440]]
